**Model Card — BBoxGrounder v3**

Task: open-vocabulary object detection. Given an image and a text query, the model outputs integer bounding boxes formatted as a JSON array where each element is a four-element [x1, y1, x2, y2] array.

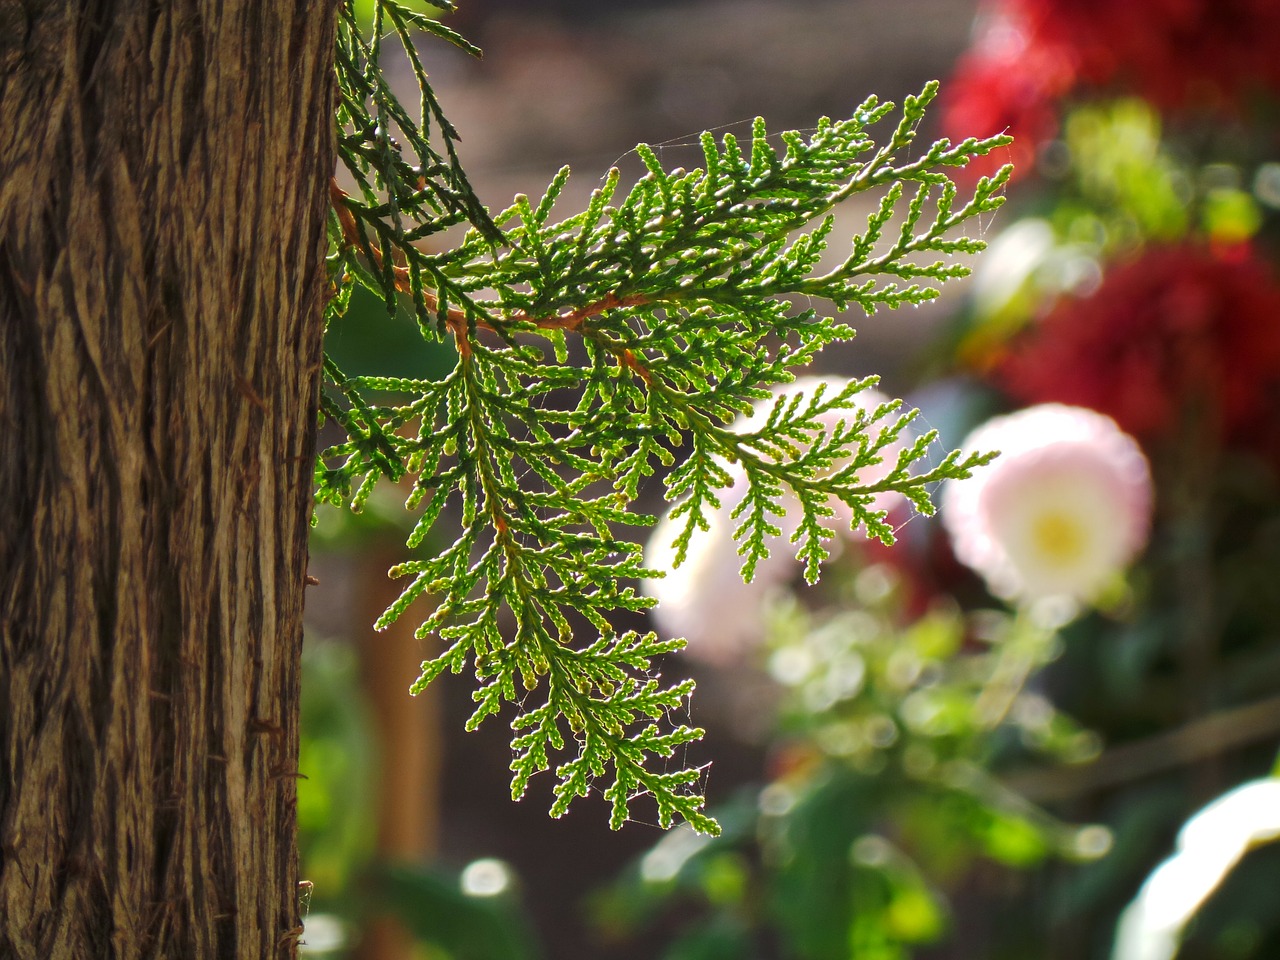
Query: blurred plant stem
[[1003, 692, 1280, 803], [974, 612, 1058, 730], [355, 539, 443, 960], [1167, 395, 1224, 799]]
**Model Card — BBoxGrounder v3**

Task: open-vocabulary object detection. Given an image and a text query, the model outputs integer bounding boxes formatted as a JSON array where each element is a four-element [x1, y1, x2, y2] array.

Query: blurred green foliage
[[373, 862, 541, 960], [589, 549, 1116, 959], [299, 637, 379, 902]]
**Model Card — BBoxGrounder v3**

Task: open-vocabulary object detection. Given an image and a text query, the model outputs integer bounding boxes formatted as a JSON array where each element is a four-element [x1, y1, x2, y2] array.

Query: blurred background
[[304, 2, 1280, 958]]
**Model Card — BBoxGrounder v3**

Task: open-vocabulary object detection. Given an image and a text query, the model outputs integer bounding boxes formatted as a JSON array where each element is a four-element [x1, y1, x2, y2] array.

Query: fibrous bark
[[0, 2, 336, 957]]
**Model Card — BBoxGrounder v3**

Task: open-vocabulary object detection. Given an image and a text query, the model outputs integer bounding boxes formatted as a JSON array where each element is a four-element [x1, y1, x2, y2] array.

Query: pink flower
[[942, 404, 1152, 605]]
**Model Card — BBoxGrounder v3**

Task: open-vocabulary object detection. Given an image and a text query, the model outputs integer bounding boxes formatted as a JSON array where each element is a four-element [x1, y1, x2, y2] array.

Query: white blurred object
[[942, 404, 1152, 607], [643, 377, 902, 663], [969, 218, 1057, 317], [1112, 777, 1280, 960], [969, 217, 1102, 318], [298, 914, 346, 955], [640, 823, 714, 884], [460, 857, 514, 897]]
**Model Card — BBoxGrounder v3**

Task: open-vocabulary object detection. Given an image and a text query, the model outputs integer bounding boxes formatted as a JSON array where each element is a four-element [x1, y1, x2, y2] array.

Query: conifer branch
[[322, 0, 1010, 834]]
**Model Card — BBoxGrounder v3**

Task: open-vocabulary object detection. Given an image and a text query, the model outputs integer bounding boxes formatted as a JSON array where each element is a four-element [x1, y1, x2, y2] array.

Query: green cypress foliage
[[321, 0, 1009, 835]]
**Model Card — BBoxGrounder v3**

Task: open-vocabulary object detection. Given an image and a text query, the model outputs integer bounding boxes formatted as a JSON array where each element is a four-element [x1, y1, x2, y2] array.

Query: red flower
[[996, 244, 1280, 457], [943, 8, 1073, 180], [944, 0, 1280, 178], [1022, 0, 1280, 113]]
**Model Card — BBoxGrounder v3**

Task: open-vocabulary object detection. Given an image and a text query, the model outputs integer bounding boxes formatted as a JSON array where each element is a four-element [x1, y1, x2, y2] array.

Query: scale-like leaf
[[322, 0, 1008, 835]]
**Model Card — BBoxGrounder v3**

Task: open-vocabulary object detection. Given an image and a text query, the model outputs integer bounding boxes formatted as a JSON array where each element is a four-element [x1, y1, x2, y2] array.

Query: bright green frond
[[322, 0, 1008, 835]]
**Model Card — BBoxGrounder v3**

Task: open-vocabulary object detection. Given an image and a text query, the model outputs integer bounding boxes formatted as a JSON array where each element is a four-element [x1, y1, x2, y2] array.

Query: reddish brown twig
[[330, 179, 653, 376], [619, 349, 653, 385]]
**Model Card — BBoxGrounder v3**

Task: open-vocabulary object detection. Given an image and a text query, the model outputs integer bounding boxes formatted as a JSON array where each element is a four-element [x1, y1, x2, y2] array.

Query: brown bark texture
[[0, 2, 337, 957]]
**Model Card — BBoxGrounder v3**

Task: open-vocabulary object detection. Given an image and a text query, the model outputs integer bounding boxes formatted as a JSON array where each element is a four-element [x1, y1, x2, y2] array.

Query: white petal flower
[[642, 470, 793, 665], [643, 377, 901, 662], [1112, 778, 1280, 960], [942, 404, 1152, 606]]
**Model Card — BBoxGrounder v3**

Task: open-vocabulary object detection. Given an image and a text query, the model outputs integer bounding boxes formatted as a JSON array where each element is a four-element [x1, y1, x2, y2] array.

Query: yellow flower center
[[1031, 511, 1086, 567]]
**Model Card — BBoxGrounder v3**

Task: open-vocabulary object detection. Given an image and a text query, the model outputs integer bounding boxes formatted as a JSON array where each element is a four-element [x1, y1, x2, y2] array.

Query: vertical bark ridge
[[0, 2, 338, 957]]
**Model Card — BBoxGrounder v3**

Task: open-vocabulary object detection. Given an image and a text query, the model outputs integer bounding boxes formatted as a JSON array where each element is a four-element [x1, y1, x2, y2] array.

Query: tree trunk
[[0, 2, 337, 957]]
